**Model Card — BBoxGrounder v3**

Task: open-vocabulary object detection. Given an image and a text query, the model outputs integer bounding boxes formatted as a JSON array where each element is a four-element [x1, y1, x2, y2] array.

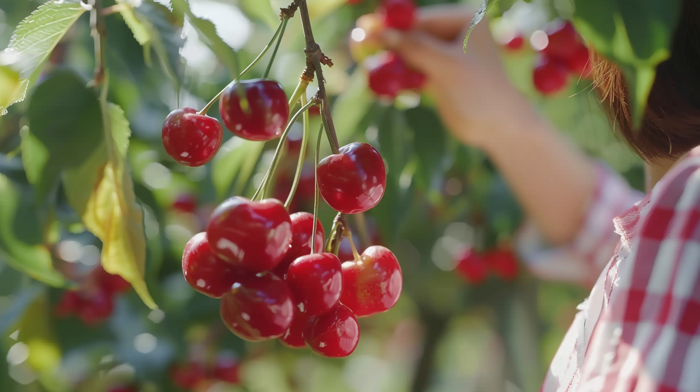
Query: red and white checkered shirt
[[517, 154, 700, 392]]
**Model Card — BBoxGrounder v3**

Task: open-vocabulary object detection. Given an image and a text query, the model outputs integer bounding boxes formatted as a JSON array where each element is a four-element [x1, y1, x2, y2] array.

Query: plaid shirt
[[516, 155, 700, 392]]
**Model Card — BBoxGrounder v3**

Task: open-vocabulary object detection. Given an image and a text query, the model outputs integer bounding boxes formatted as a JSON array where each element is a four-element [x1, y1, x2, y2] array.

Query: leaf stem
[[263, 17, 288, 79], [284, 92, 310, 209], [89, 0, 107, 88], [310, 123, 324, 254], [199, 19, 287, 115]]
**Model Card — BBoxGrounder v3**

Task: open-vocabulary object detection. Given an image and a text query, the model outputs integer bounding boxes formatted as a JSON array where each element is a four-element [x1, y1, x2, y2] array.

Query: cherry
[[213, 357, 241, 384], [78, 288, 114, 326], [287, 253, 343, 317], [403, 68, 427, 91], [54, 290, 82, 317], [368, 54, 407, 98], [162, 107, 223, 167], [206, 197, 292, 272], [484, 249, 519, 281], [566, 45, 592, 77], [279, 309, 308, 348], [504, 35, 525, 51], [182, 232, 240, 298], [219, 79, 290, 141], [455, 249, 487, 284], [170, 361, 206, 389], [317, 142, 386, 214], [304, 304, 360, 358], [533, 56, 569, 95], [542, 21, 579, 59], [172, 193, 197, 214], [273, 212, 325, 278], [91, 265, 131, 294], [107, 386, 137, 392], [308, 105, 321, 117], [379, 0, 416, 31], [220, 272, 294, 341], [340, 246, 402, 317]]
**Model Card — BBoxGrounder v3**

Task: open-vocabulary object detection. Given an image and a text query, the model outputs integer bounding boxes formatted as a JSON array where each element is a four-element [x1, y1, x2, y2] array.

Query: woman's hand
[[374, 5, 537, 151]]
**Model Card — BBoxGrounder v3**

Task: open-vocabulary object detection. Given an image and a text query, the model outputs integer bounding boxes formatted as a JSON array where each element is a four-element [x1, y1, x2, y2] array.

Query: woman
[[373, 2, 700, 391]]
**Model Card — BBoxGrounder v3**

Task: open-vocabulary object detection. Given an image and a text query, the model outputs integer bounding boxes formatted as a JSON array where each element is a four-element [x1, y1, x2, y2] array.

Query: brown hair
[[593, 0, 700, 162]]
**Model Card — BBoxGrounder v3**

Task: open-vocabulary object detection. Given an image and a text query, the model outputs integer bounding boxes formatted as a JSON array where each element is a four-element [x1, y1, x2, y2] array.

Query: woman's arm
[[376, 5, 597, 244]]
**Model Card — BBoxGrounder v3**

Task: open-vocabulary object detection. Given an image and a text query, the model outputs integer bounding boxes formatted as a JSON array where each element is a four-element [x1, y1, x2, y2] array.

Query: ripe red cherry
[[542, 21, 579, 59], [304, 304, 360, 358], [206, 197, 292, 272], [213, 357, 241, 384], [504, 35, 525, 51], [403, 68, 426, 90], [78, 288, 114, 326], [107, 386, 137, 392], [91, 265, 131, 294], [287, 253, 342, 317], [170, 361, 206, 389], [54, 291, 82, 317], [455, 249, 487, 284], [533, 56, 569, 95], [279, 309, 308, 348], [566, 45, 592, 77], [484, 249, 519, 281], [172, 193, 197, 214], [368, 54, 406, 98], [220, 272, 294, 341], [219, 79, 290, 141], [379, 0, 416, 31], [317, 142, 386, 214], [340, 246, 402, 317], [273, 212, 325, 277], [182, 232, 240, 298], [162, 107, 223, 167]]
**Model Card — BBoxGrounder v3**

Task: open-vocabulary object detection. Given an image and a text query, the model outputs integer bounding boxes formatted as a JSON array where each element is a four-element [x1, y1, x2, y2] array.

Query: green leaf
[[405, 107, 448, 192], [0, 65, 21, 111], [0, 283, 43, 334], [170, 0, 239, 76], [463, 0, 490, 51], [239, 0, 278, 28], [211, 137, 265, 200], [136, 0, 184, 90], [63, 102, 156, 309], [572, 0, 683, 126], [23, 71, 104, 204], [0, 0, 87, 114], [0, 174, 65, 287], [333, 67, 374, 145], [117, 1, 151, 46]]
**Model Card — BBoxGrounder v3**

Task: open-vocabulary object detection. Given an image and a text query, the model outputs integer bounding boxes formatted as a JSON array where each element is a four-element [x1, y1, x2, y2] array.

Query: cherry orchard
[[164, 1, 403, 358]]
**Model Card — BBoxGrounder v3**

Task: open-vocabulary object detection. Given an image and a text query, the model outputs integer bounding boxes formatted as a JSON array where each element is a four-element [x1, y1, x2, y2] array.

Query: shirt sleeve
[[578, 158, 700, 392], [515, 163, 645, 286]]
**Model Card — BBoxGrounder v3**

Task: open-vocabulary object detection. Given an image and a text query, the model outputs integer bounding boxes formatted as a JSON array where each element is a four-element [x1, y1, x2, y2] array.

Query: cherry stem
[[326, 212, 347, 255], [344, 228, 361, 262], [263, 17, 288, 79], [199, 19, 287, 115], [253, 99, 318, 201], [310, 123, 324, 254], [284, 92, 310, 209]]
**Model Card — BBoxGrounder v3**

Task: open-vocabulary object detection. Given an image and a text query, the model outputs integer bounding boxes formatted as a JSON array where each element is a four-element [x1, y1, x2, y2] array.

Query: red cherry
[[213, 357, 241, 384], [455, 249, 487, 284], [182, 232, 240, 298], [296, 164, 317, 200], [542, 21, 579, 59], [402, 68, 426, 91], [91, 265, 131, 294], [220, 272, 294, 341], [107, 386, 138, 392], [279, 309, 308, 348], [340, 246, 402, 317], [54, 291, 82, 317], [172, 193, 197, 214], [287, 253, 342, 317], [317, 142, 386, 214], [304, 304, 360, 357], [273, 212, 325, 278], [566, 44, 592, 78], [368, 54, 406, 98], [533, 55, 569, 95], [170, 362, 206, 389], [379, 0, 416, 31], [219, 79, 290, 141], [484, 249, 519, 281], [308, 105, 321, 117], [78, 288, 114, 326], [504, 35, 525, 51], [162, 107, 223, 167], [206, 197, 292, 272]]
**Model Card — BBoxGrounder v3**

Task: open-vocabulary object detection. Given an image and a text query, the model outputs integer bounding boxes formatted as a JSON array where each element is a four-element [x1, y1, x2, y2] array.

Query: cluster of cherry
[[169, 355, 240, 390], [531, 21, 592, 95], [54, 265, 131, 325], [349, 0, 426, 98], [455, 248, 519, 285]]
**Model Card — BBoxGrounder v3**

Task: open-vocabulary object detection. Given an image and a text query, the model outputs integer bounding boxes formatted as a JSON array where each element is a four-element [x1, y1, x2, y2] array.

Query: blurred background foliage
[[0, 0, 649, 391]]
